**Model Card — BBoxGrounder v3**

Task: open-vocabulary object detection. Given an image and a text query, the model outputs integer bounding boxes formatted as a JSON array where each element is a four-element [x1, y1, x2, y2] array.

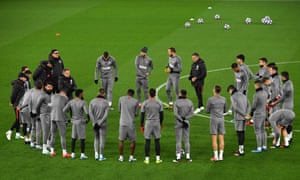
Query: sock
[[95, 152, 99, 158], [81, 153, 85, 157], [239, 145, 244, 153], [119, 155, 124, 160], [62, 149, 67, 155], [156, 155, 160, 161], [129, 155, 134, 160], [50, 148, 54, 153], [43, 144, 47, 151], [71, 152, 75, 157], [219, 150, 224, 159], [100, 154, 103, 158], [176, 153, 181, 160], [214, 150, 218, 158], [145, 156, 149, 161], [186, 153, 190, 160], [276, 138, 280, 146], [257, 147, 262, 151], [284, 137, 289, 146]]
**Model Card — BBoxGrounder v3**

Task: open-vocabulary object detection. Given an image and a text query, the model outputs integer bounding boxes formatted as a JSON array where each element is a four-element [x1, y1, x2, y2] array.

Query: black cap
[[141, 47, 148, 53]]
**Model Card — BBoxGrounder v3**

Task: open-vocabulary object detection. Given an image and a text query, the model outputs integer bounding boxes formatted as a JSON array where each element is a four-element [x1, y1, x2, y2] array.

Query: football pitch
[[0, 0, 299, 179]]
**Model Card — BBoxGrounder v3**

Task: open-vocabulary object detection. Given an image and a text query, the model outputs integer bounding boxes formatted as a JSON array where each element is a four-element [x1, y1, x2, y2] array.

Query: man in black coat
[[58, 68, 77, 99], [33, 60, 52, 84], [49, 49, 64, 92], [6, 73, 27, 141], [189, 52, 207, 114]]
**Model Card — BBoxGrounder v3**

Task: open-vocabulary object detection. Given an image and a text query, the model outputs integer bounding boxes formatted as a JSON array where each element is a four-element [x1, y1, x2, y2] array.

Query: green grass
[[0, 0, 300, 179]]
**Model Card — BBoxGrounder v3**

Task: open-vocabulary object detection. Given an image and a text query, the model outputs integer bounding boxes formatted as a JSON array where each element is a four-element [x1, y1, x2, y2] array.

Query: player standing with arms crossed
[[165, 47, 182, 108], [227, 85, 251, 156], [94, 51, 118, 109], [118, 89, 139, 162], [48, 49, 64, 93], [63, 89, 89, 160], [189, 52, 207, 114], [135, 47, 153, 107], [89, 88, 110, 161], [206, 85, 226, 161], [173, 89, 194, 163], [141, 88, 164, 164]]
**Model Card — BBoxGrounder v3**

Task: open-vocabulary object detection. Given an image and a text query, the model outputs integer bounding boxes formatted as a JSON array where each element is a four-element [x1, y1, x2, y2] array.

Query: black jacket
[[58, 75, 77, 98], [189, 58, 207, 86], [10, 79, 25, 107], [49, 56, 64, 81], [33, 61, 52, 83]]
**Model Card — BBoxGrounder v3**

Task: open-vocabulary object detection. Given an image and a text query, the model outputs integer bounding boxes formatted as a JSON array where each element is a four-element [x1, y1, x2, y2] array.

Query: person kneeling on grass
[[89, 88, 110, 161], [63, 89, 89, 160], [140, 88, 164, 164], [269, 109, 295, 149], [206, 85, 227, 161], [173, 89, 194, 163]]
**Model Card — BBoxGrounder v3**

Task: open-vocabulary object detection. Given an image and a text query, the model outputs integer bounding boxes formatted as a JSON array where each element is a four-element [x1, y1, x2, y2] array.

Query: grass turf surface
[[0, 0, 300, 179]]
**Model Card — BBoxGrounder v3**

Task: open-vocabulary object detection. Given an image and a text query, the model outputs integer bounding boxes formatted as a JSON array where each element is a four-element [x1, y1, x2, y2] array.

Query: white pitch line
[[156, 61, 300, 125]]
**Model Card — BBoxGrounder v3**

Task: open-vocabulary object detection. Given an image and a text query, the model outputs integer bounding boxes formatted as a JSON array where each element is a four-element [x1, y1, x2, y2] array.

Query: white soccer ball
[[197, 18, 204, 24], [185, 22, 191, 28], [245, 17, 252, 24], [268, 19, 273, 25], [264, 16, 271, 20], [208, 6, 212, 10], [215, 14, 221, 20], [190, 18, 195, 21], [224, 24, 230, 30]]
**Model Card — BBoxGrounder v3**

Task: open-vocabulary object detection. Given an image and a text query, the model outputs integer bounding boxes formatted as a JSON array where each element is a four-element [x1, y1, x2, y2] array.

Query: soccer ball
[[197, 18, 204, 24], [264, 16, 271, 20], [189, 18, 195, 21], [184, 22, 191, 28], [208, 6, 212, 10], [224, 24, 230, 30], [245, 17, 252, 24], [215, 14, 221, 20]]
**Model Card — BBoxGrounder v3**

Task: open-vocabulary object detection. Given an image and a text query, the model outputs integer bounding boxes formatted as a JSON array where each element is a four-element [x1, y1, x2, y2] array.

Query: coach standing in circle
[[189, 52, 207, 114], [49, 49, 64, 93], [94, 51, 119, 109]]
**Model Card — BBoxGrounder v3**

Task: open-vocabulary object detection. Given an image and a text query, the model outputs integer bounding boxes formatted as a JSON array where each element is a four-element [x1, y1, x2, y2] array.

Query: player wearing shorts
[[49, 89, 71, 158], [206, 85, 226, 161], [173, 89, 194, 163], [141, 88, 164, 164], [89, 88, 110, 161], [250, 80, 268, 153], [63, 89, 89, 160], [227, 85, 251, 156], [269, 109, 295, 148], [118, 89, 139, 162]]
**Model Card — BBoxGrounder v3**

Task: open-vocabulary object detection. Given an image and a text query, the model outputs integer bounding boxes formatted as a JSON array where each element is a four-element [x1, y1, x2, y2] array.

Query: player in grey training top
[[227, 85, 251, 157], [89, 88, 110, 161], [165, 47, 182, 108], [236, 54, 254, 80], [206, 85, 226, 161], [231, 63, 249, 95], [173, 89, 194, 163], [271, 71, 294, 143], [267, 64, 282, 113], [29, 80, 43, 150], [135, 47, 153, 105], [255, 57, 270, 80], [250, 80, 268, 153], [94, 51, 118, 108], [49, 89, 71, 158], [269, 109, 295, 148], [19, 88, 32, 144], [118, 89, 139, 162], [141, 88, 164, 164], [63, 89, 89, 160], [36, 81, 54, 155]]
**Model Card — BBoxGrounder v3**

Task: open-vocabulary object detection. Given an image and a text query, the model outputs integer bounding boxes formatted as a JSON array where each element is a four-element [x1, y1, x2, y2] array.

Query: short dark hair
[[281, 71, 289, 80], [34, 80, 43, 90], [24, 70, 32, 75], [236, 54, 245, 62], [231, 63, 239, 69], [269, 65, 278, 72], [259, 57, 268, 63], [169, 47, 176, 53], [51, 49, 58, 54], [75, 89, 83, 97], [267, 62, 276, 68], [103, 51, 109, 58], [227, 84, 236, 92], [63, 68, 70, 72], [149, 88, 156, 98], [180, 89, 187, 97], [99, 88, 106, 96], [214, 85, 221, 94], [127, 89, 135, 96], [44, 81, 54, 87], [21, 66, 28, 72], [254, 80, 261, 84], [262, 77, 270, 83], [192, 52, 199, 57]]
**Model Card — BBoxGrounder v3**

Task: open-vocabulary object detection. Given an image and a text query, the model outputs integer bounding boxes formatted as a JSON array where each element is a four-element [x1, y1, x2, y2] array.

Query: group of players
[[5, 47, 295, 163]]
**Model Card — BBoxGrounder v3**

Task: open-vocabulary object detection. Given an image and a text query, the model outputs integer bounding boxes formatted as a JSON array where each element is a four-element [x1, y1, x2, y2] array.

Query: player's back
[[51, 94, 68, 121], [207, 95, 226, 119], [141, 98, 163, 121], [69, 98, 88, 121], [119, 96, 139, 127], [89, 97, 109, 120], [174, 98, 193, 118]]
